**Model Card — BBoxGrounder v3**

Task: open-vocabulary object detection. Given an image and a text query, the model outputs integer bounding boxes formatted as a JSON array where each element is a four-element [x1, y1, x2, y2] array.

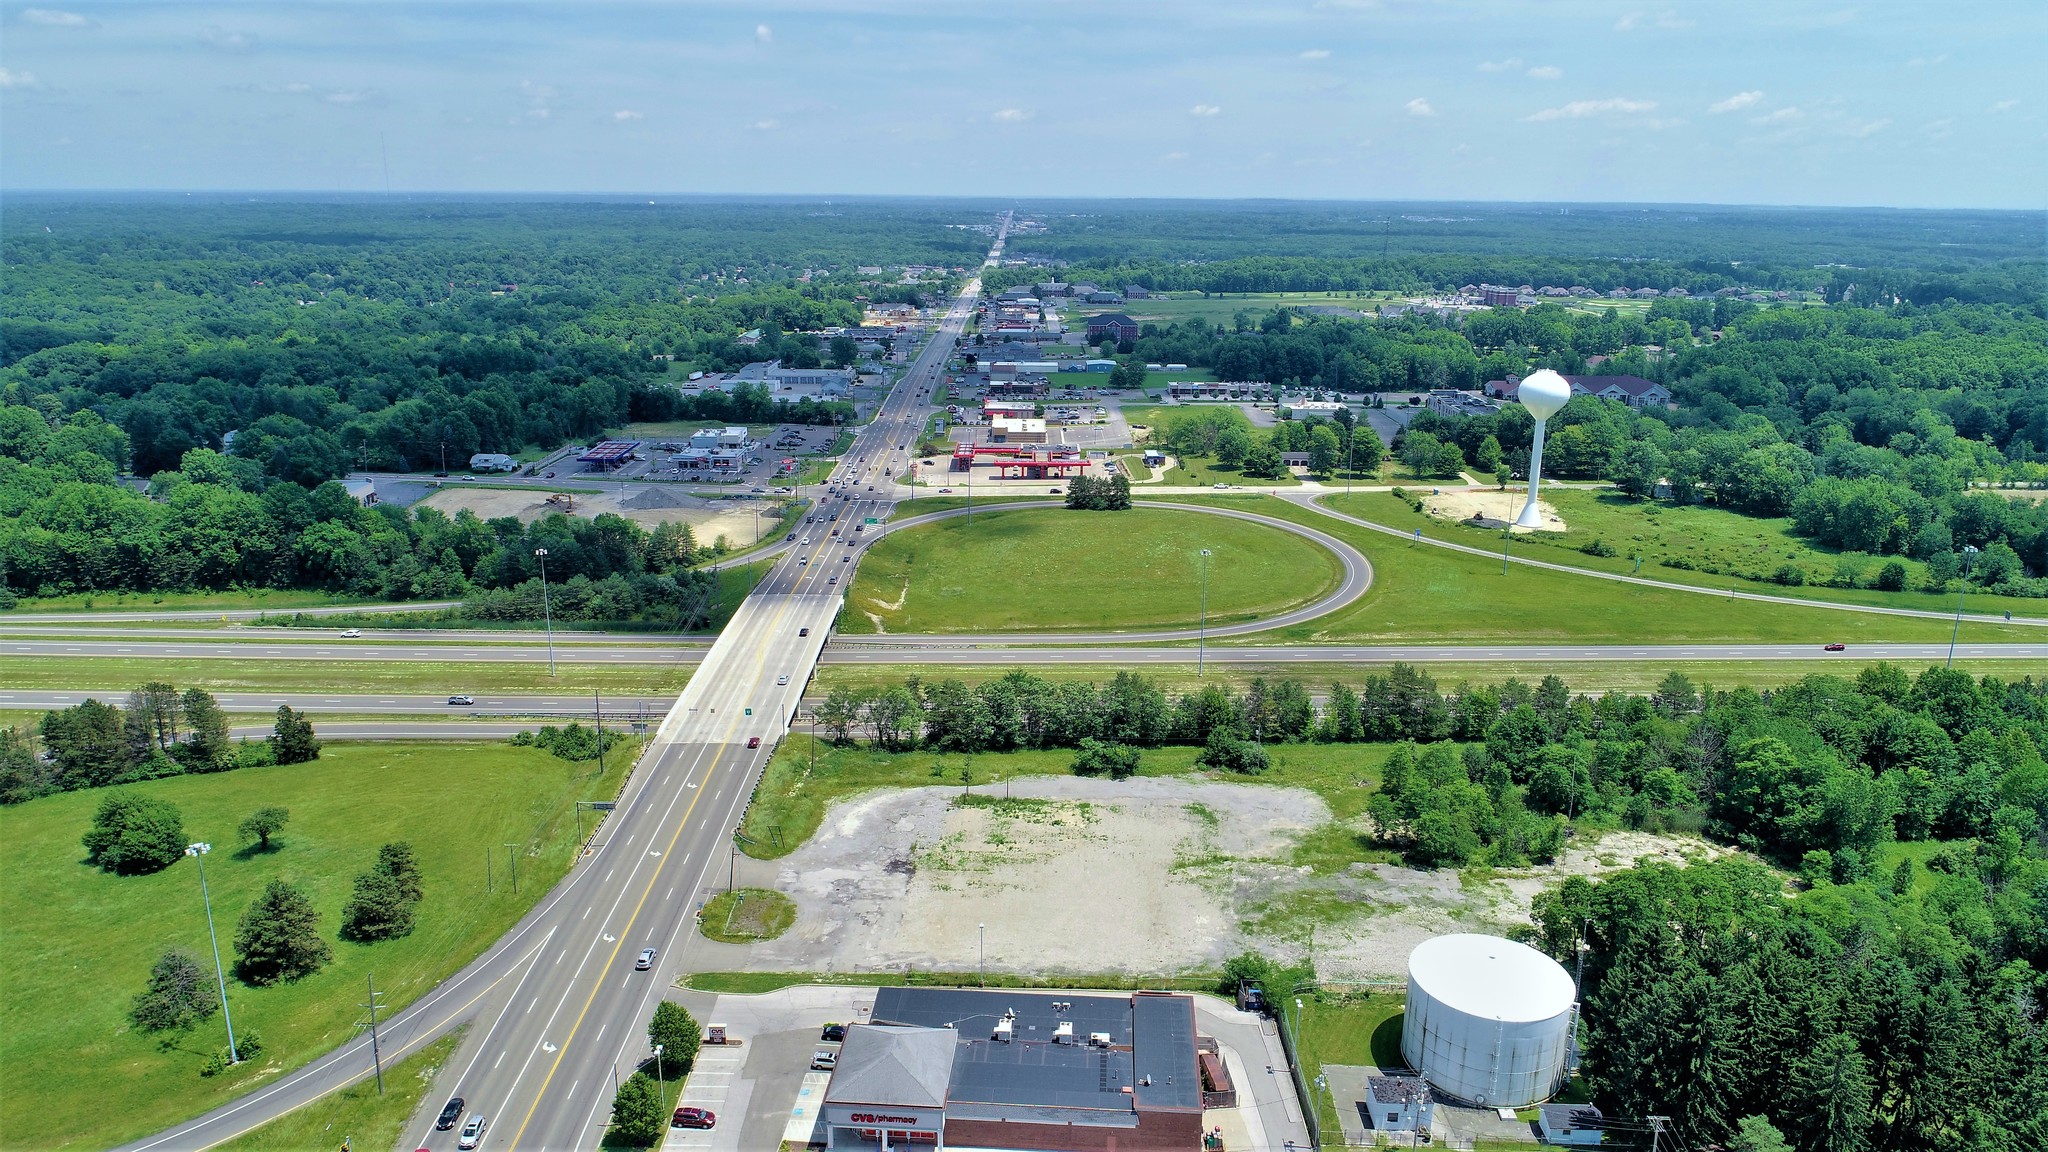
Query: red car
[[1823, 643, 1847, 652], [672, 1107, 717, 1129], [747, 736, 762, 748]]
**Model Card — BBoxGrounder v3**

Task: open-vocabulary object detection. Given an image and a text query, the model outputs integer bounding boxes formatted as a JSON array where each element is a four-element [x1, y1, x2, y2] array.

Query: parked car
[[821, 1023, 847, 1042], [458, 1114, 488, 1150], [811, 1050, 838, 1070], [636, 947, 657, 971], [339, 628, 362, 638], [447, 695, 474, 706], [436, 1097, 466, 1130], [672, 1107, 717, 1130]]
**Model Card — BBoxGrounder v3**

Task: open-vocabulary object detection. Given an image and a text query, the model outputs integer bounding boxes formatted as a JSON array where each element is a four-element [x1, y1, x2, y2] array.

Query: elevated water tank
[[1401, 934, 1576, 1108]]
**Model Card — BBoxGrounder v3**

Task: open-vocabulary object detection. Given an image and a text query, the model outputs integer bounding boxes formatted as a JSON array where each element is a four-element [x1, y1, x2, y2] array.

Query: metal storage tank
[[1401, 934, 1576, 1108]]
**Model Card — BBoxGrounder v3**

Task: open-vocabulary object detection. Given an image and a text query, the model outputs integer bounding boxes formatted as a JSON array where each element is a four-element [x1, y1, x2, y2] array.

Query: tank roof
[[1408, 934, 1574, 1022]]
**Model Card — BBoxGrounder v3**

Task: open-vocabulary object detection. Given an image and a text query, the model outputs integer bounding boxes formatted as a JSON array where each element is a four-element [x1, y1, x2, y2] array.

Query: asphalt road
[[0, 600, 463, 623], [116, 220, 1004, 1152], [0, 690, 672, 716]]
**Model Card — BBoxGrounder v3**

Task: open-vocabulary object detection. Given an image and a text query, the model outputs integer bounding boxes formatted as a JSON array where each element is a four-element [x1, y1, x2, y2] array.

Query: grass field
[[1150, 494, 2036, 647], [839, 506, 1341, 633], [6, 589, 402, 616], [736, 736, 1397, 862], [213, 1028, 464, 1152], [1329, 488, 2048, 619], [697, 888, 797, 943], [1119, 291, 1399, 327], [0, 739, 637, 1150], [0, 657, 695, 695]]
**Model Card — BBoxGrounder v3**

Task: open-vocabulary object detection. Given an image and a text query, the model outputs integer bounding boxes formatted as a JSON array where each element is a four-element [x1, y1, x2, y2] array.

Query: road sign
[[587, 801, 616, 811], [865, 517, 881, 525]]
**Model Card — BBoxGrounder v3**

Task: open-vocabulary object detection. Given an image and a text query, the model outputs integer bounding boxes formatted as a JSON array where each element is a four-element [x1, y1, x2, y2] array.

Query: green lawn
[[213, 1028, 464, 1152], [1294, 993, 1409, 1137], [1160, 456, 1301, 488], [0, 739, 637, 1150], [840, 506, 1340, 633], [738, 737, 1397, 862], [1151, 494, 2036, 647], [697, 888, 797, 943], [0, 657, 695, 695], [1328, 488, 2048, 619]]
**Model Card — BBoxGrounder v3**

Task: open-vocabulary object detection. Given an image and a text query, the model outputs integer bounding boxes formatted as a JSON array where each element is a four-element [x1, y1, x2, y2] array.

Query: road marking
[[557, 950, 565, 965], [496, 1052, 505, 1069]]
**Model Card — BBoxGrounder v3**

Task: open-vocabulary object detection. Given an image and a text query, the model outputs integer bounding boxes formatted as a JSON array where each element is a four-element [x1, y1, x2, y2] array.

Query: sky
[[1, 1, 2042, 208]]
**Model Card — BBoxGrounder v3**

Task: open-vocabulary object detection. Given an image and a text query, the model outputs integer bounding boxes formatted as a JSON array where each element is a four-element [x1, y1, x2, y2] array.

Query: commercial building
[[1280, 400, 1349, 420], [671, 447, 745, 473], [1084, 313, 1141, 343], [820, 987, 1203, 1152], [989, 415, 1049, 444], [1167, 381, 1271, 401], [469, 452, 519, 472], [1485, 375, 1672, 410], [1424, 390, 1502, 418], [577, 440, 642, 471]]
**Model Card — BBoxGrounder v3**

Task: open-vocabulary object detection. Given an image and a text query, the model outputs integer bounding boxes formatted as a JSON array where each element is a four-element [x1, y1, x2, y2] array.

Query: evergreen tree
[[180, 688, 233, 769], [270, 705, 320, 765], [81, 790, 187, 875], [130, 949, 218, 1033], [340, 870, 416, 942], [233, 878, 331, 984]]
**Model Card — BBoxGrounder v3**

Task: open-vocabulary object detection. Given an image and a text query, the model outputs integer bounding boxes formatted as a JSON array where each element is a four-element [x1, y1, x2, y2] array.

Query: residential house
[[1486, 374, 1672, 410]]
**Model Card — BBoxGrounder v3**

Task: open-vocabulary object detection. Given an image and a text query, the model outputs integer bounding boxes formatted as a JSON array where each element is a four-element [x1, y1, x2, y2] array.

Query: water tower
[[1514, 369, 1572, 529]]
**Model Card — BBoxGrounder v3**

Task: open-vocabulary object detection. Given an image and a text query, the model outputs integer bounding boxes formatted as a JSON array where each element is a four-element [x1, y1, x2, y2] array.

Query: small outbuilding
[[1536, 1104, 1606, 1146], [1365, 1074, 1434, 1134]]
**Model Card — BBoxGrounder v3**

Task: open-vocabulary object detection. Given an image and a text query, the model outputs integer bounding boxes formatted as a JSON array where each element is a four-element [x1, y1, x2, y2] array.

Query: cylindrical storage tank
[[1401, 934, 1576, 1108]]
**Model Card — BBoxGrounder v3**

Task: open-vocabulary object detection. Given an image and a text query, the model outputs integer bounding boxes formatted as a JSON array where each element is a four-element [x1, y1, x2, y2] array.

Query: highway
[[118, 218, 1005, 1152], [0, 690, 672, 716]]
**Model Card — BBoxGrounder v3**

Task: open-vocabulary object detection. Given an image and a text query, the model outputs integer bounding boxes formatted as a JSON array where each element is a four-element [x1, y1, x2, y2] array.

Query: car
[[800, 537, 811, 545], [447, 695, 475, 706], [854, 524, 865, 533], [799, 627, 811, 636], [821, 1023, 847, 1041], [799, 557, 808, 565], [672, 1107, 718, 1130], [747, 736, 761, 749], [786, 532, 797, 541], [939, 487, 953, 494], [433, 471, 449, 478], [1824, 642, 1847, 652], [437, 1097, 467, 1130], [811, 1050, 838, 1070], [1050, 487, 1062, 493], [827, 575, 838, 584], [636, 947, 657, 970], [544, 470, 556, 478], [806, 515, 816, 523], [777, 674, 790, 685], [751, 486, 766, 493], [340, 628, 362, 638], [458, 1114, 488, 1150], [842, 555, 851, 562]]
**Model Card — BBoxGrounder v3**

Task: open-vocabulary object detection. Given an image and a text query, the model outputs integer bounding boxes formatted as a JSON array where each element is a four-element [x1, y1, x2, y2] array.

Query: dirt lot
[[748, 777, 1727, 979], [418, 485, 776, 545], [1420, 486, 1567, 533]]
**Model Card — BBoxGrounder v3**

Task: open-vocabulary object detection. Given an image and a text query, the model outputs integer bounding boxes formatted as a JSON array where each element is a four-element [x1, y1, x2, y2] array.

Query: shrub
[[234, 879, 331, 985], [1770, 563, 1806, 586], [1875, 560, 1908, 591], [1661, 557, 1697, 571], [81, 791, 187, 875], [510, 723, 622, 762], [199, 1032, 261, 1077], [1071, 739, 1141, 780], [131, 950, 218, 1033], [1580, 538, 1618, 558], [1197, 729, 1269, 775]]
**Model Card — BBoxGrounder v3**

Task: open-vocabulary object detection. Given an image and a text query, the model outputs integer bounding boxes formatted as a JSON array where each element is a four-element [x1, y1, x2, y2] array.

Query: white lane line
[[495, 1052, 505, 1069], [527, 997, 538, 1014]]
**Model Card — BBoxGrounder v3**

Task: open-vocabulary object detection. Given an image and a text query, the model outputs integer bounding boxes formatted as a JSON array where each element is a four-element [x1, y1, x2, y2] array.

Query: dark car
[[1824, 642, 1847, 652], [747, 736, 762, 749], [821, 1023, 847, 1041], [433, 471, 449, 478], [799, 627, 810, 636], [437, 1097, 466, 1130], [786, 532, 797, 541], [672, 1107, 717, 1130]]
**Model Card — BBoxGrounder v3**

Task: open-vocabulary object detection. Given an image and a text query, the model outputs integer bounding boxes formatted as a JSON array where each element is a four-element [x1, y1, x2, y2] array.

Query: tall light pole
[[978, 922, 986, 987], [653, 1044, 665, 1109], [1197, 549, 1213, 677], [1513, 369, 1571, 530], [185, 843, 239, 1066], [1948, 544, 1980, 668], [534, 547, 556, 676]]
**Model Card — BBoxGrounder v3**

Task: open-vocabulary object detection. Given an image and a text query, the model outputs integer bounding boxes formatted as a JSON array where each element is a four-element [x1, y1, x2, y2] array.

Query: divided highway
[[118, 220, 1003, 1152]]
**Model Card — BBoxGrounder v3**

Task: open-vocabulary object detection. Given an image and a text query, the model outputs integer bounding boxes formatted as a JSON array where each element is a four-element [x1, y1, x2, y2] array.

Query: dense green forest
[[997, 200, 2043, 304]]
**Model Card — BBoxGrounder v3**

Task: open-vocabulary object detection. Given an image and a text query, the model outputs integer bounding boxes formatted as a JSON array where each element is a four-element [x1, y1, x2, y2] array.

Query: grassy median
[[0, 657, 695, 695]]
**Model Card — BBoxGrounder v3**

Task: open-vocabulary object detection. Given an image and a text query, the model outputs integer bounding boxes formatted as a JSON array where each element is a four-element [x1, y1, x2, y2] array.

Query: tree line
[[3, 683, 318, 803]]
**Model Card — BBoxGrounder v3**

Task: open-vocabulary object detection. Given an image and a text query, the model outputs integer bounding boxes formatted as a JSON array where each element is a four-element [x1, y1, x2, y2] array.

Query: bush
[[510, 723, 623, 762], [1197, 729, 1269, 775], [1770, 563, 1806, 587], [1071, 738, 1141, 780], [81, 791, 188, 875], [1580, 538, 1617, 558], [198, 1031, 260, 1078], [234, 878, 331, 985], [1661, 556, 1697, 571], [1875, 560, 1909, 591], [131, 950, 218, 1033]]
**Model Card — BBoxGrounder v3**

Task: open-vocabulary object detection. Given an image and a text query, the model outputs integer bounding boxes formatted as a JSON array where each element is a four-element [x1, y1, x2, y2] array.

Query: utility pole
[[535, 547, 556, 676], [359, 974, 386, 1094], [184, 843, 240, 1066], [593, 689, 605, 776], [1197, 549, 1212, 676], [504, 843, 518, 895]]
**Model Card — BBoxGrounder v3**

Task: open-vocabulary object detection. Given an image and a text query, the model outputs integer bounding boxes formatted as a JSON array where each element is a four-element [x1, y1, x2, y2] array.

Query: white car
[[777, 674, 790, 686], [339, 628, 362, 638], [799, 537, 811, 545]]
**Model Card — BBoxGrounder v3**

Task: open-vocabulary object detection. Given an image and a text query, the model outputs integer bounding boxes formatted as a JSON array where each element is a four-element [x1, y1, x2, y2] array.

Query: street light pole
[[1948, 544, 1980, 668], [1197, 549, 1212, 677], [653, 1044, 665, 1109], [979, 922, 986, 987], [185, 843, 239, 1065], [534, 547, 556, 676]]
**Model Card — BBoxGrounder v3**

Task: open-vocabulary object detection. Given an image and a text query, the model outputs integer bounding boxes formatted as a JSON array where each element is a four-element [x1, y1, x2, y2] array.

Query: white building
[[469, 452, 519, 472], [1402, 934, 1577, 1108], [1365, 1075, 1434, 1134]]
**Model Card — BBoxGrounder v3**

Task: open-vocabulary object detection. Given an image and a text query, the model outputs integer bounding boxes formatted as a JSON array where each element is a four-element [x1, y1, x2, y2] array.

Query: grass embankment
[[841, 506, 1341, 634], [0, 658, 695, 695], [0, 739, 638, 1150], [6, 590, 404, 616], [1149, 494, 2035, 647], [737, 737, 1395, 863], [1328, 488, 2048, 620], [697, 888, 798, 943], [212, 1028, 464, 1152]]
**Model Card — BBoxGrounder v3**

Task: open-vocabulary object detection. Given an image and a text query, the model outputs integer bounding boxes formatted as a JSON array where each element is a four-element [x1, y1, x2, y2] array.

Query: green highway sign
[[865, 517, 881, 525]]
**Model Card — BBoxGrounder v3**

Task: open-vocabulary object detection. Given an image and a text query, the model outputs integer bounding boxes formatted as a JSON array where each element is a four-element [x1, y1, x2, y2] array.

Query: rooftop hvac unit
[[993, 1018, 1014, 1042], [1054, 1021, 1075, 1044], [1090, 1032, 1113, 1048]]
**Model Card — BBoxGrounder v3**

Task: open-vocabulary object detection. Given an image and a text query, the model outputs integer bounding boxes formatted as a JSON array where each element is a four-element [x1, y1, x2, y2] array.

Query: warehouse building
[[822, 987, 1203, 1152]]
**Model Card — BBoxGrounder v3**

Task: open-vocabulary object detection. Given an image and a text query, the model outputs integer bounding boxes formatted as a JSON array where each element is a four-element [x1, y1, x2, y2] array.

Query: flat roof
[[867, 987, 1200, 1118], [577, 440, 641, 463]]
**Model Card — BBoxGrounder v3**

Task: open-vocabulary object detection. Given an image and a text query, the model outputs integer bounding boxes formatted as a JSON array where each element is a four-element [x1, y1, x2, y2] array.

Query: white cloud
[[0, 67, 37, 89], [1617, 10, 1693, 31], [1751, 106, 1800, 124], [1989, 99, 2019, 113], [1299, 49, 1330, 60], [613, 109, 643, 121], [200, 25, 255, 50], [325, 90, 375, 105], [755, 23, 772, 44], [992, 108, 1031, 122], [1190, 104, 1221, 116], [1906, 52, 1948, 67], [1405, 97, 1433, 116], [1708, 90, 1764, 114], [1524, 97, 1657, 122], [1478, 57, 1523, 72], [1527, 65, 1563, 80], [751, 118, 779, 131], [20, 8, 91, 26], [1614, 12, 1639, 30], [1162, 151, 1189, 161], [1850, 118, 1890, 137]]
